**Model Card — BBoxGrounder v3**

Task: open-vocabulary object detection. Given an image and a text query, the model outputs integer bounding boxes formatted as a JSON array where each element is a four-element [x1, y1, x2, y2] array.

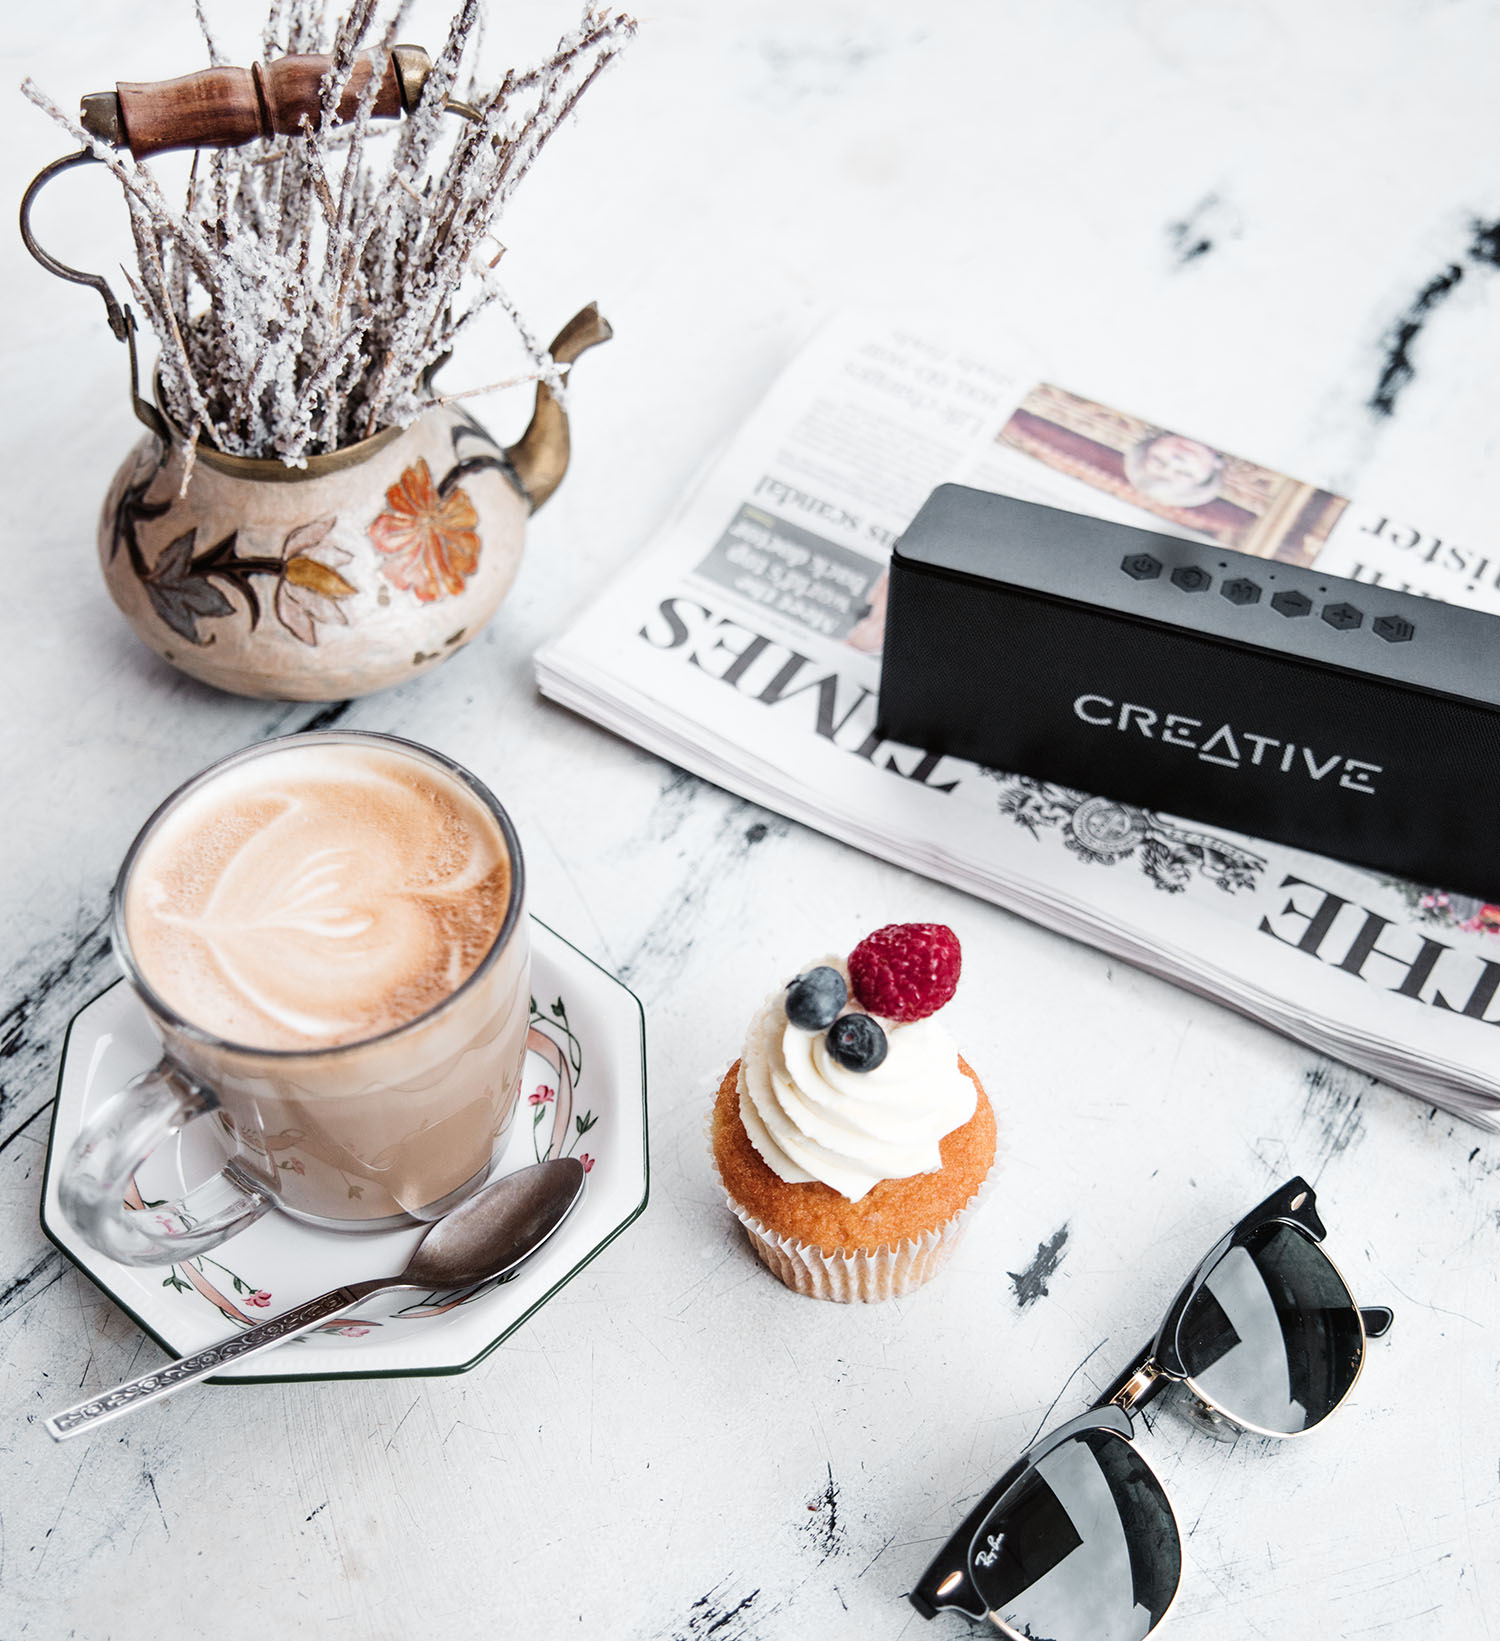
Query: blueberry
[[826, 1013, 888, 1072], [785, 966, 847, 1031]]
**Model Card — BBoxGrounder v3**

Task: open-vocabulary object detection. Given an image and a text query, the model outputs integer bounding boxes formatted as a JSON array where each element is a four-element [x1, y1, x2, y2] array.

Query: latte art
[[125, 742, 511, 1049]]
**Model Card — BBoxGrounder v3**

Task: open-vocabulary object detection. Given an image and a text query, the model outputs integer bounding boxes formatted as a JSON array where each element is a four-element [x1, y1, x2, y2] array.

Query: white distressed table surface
[[4, 3, 1500, 1637]]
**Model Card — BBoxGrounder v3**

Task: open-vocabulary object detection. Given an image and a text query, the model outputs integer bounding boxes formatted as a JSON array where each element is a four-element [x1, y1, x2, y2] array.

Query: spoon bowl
[[404, 1155, 586, 1289]]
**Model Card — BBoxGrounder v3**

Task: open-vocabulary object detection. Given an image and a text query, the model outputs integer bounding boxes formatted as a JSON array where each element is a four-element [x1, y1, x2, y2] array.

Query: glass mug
[[60, 731, 532, 1266]]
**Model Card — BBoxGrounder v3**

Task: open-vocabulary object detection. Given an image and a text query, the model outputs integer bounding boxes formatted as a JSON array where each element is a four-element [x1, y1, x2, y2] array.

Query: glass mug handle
[[59, 1061, 272, 1266]]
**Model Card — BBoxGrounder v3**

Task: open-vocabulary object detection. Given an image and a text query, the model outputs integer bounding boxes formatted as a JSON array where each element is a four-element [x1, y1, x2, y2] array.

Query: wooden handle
[[111, 51, 419, 160]]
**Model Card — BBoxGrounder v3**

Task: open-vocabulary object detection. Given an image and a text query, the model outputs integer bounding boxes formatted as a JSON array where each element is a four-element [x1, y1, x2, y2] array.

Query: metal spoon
[[46, 1156, 586, 1441]]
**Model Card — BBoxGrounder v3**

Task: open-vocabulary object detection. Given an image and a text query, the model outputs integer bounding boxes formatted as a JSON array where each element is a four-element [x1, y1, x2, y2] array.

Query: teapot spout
[[505, 304, 613, 513]]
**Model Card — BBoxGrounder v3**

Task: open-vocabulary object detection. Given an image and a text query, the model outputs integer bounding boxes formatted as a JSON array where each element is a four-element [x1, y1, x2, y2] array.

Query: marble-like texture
[[4, 2, 1500, 1637]]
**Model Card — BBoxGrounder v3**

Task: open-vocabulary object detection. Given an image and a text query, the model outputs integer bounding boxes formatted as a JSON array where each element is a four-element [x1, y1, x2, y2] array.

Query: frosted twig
[[421, 371, 542, 407], [22, 3, 634, 461], [178, 421, 203, 497], [193, 0, 227, 66]]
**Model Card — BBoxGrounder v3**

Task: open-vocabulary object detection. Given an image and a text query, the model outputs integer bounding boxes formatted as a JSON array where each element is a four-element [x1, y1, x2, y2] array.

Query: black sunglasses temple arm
[[1361, 1305, 1394, 1338]]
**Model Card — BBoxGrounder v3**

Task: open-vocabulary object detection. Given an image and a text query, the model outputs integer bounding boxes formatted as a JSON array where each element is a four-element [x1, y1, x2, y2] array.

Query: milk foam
[[124, 742, 511, 1050]]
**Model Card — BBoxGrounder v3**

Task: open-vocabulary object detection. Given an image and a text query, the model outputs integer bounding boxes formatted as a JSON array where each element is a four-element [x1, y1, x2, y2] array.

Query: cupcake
[[711, 923, 996, 1302]]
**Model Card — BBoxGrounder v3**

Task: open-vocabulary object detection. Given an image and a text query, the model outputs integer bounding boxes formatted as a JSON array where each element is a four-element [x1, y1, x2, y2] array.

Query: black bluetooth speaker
[[875, 485, 1500, 898]]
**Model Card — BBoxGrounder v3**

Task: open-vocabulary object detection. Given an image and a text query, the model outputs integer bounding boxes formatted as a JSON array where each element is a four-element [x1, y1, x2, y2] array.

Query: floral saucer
[[40, 918, 648, 1384]]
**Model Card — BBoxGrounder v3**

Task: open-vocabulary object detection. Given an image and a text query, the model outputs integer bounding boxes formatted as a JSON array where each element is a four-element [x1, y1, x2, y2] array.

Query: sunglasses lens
[[1176, 1222, 1363, 1433], [967, 1429, 1179, 1641]]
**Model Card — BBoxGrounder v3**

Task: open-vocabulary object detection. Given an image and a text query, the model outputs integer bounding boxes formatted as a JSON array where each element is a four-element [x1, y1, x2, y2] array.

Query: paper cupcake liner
[[706, 1101, 1001, 1304]]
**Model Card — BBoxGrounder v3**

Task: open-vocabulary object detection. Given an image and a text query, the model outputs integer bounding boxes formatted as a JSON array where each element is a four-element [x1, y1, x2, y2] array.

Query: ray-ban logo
[[974, 1529, 1007, 1568], [1073, 694, 1382, 796]]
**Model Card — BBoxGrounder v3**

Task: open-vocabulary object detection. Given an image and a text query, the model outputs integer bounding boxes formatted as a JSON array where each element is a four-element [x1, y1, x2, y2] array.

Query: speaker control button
[[1220, 577, 1261, 606], [1271, 590, 1313, 618], [1322, 602, 1363, 630], [1170, 565, 1211, 593], [1122, 553, 1162, 580], [1373, 614, 1416, 643]]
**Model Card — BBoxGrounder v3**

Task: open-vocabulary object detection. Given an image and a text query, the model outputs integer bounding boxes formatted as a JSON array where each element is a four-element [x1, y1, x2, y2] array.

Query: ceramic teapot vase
[[21, 48, 610, 700], [97, 304, 609, 700]]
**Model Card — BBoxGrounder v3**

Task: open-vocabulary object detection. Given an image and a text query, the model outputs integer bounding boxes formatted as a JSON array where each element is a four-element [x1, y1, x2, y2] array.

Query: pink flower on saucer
[[246, 1290, 273, 1308], [328, 1324, 370, 1337], [280, 1157, 306, 1175], [529, 1084, 556, 1107], [579, 1153, 595, 1174]]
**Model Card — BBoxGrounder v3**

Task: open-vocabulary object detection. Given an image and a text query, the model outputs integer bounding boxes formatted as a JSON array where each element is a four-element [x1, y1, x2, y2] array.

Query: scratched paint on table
[[1009, 1225, 1070, 1307], [616, 766, 789, 988], [674, 1580, 766, 1641], [1167, 193, 1241, 265], [1298, 1060, 1371, 1174], [801, 1464, 846, 1564], [1370, 216, 1500, 415]]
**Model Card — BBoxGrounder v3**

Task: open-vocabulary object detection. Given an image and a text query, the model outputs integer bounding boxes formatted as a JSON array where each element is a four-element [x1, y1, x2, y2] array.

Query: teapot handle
[[19, 46, 470, 440], [83, 48, 443, 161], [18, 150, 166, 439]]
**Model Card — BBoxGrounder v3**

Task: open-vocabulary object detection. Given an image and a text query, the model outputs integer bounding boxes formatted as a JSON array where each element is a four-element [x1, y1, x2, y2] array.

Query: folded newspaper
[[538, 314, 1500, 1123]]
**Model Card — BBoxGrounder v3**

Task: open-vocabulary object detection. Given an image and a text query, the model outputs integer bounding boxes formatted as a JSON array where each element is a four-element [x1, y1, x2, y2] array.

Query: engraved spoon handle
[[45, 1278, 395, 1440]]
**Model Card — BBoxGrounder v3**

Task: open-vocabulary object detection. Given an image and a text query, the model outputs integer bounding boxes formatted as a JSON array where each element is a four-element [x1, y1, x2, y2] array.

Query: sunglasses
[[909, 1176, 1393, 1639]]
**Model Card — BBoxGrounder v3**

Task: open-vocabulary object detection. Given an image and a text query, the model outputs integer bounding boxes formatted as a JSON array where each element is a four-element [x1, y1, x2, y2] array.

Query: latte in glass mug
[[125, 738, 512, 1051], [60, 733, 532, 1266]]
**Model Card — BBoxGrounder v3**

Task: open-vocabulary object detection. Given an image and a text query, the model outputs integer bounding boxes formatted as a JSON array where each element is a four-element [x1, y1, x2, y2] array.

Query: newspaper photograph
[[537, 313, 1500, 1121]]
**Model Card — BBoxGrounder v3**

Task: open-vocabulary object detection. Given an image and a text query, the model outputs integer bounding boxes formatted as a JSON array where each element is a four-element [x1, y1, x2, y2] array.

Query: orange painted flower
[[368, 458, 482, 602]]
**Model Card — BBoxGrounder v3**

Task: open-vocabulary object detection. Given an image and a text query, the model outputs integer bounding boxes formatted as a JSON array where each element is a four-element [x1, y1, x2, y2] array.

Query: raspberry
[[847, 924, 961, 1022]]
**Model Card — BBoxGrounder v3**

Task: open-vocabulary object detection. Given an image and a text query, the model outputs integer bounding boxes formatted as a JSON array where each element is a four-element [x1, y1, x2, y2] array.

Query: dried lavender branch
[[331, 0, 415, 320], [193, 0, 227, 66], [124, 229, 222, 445], [317, 0, 379, 139], [391, 0, 479, 177], [23, 2, 634, 461], [290, 0, 331, 54], [400, 15, 635, 375], [262, 0, 291, 59], [463, 4, 487, 101], [421, 370, 540, 408]]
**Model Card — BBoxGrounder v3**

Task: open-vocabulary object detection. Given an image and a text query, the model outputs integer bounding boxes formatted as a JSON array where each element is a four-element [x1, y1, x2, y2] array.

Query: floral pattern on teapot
[[98, 404, 534, 698], [113, 453, 360, 649], [370, 457, 481, 603], [107, 415, 521, 652]]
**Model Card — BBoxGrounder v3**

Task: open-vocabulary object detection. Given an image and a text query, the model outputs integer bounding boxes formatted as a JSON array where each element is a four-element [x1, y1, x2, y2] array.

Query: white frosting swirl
[[738, 957, 976, 1202]]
